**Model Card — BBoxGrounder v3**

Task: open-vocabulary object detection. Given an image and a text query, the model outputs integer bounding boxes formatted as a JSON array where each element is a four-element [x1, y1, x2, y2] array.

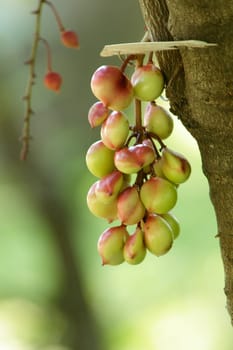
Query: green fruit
[[143, 214, 173, 256], [161, 147, 191, 184], [124, 227, 146, 264], [161, 212, 180, 239], [87, 182, 118, 222], [144, 102, 173, 139], [97, 225, 129, 265], [131, 64, 164, 101], [140, 177, 177, 214], [86, 140, 115, 178]]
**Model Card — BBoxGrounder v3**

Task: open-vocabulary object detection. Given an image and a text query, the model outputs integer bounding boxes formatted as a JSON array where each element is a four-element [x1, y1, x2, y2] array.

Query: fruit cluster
[[86, 56, 191, 266]]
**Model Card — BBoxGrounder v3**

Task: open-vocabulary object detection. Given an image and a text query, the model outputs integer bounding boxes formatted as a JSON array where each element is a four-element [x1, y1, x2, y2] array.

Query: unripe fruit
[[95, 171, 123, 203], [143, 214, 173, 256], [131, 63, 164, 101], [97, 225, 128, 265], [161, 212, 180, 239], [117, 186, 145, 225], [114, 144, 155, 174], [123, 227, 146, 264], [91, 65, 134, 111], [44, 71, 62, 92], [153, 158, 165, 178], [87, 182, 118, 222], [161, 147, 191, 184], [88, 101, 109, 128], [86, 140, 115, 178], [144, 102, 173, 139], [61, 30, 79, 48], [101, 111, 129, 150], [140, 177, 177, 214]]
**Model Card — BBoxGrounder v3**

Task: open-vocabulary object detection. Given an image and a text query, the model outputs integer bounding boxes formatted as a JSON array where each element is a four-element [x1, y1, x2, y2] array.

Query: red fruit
[[117, 186, 145, 225], [114, 144, 155, 174], [61, 30, 79, 48], [91, 65, 134, 111], [88, 101, 109, 128], [101, 111, 129, 150], [44, 71, 62, 92]]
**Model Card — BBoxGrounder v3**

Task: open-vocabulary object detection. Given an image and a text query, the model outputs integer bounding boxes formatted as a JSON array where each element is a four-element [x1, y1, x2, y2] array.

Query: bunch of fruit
[[86, 56, 191, 266]]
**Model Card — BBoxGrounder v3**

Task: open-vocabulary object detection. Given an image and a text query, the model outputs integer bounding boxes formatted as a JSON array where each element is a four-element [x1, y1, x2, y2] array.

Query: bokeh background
[[0, 1, 232, 349]]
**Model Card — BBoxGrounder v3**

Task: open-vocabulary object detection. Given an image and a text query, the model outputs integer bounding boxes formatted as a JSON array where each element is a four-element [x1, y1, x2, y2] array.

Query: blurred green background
[[0, 0, 232, 349]]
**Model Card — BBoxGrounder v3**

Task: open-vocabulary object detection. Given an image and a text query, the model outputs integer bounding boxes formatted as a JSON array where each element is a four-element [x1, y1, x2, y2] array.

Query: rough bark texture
[[139, 0, 233, 323]]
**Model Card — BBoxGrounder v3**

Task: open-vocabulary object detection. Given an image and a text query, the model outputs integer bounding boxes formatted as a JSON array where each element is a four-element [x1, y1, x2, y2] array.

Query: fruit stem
[[147, 51, 153, 64], [120, 54, 136, 73], [148, 132, 166, 150], [44, 0, 65, 32], [39, 37, 53, 72], [135, 98, 143, 135], [20, 0, 46, 161]]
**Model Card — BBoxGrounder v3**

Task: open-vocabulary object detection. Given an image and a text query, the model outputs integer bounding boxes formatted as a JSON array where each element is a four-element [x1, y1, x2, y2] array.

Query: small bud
[[61, 30, 79, 48], [44, 71, 62, 92]]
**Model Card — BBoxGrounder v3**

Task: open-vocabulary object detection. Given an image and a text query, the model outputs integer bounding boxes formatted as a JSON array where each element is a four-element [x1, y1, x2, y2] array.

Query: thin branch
[[20, 0, 45, 161]]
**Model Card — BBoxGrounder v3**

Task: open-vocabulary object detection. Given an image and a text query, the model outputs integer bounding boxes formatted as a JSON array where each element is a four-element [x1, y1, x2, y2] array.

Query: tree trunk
[[139, 0, 233, 323]]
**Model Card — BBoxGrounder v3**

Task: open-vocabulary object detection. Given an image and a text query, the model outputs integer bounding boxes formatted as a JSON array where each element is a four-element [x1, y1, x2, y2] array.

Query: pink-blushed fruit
[[143, 214, 173, 256], [61, 30, 79, 48], [140, 177, 177, 214], [144, 102, 173, 139], [88, 101, 109, 128], [131, 63, 164, 101], [114, 144, 155, 174], [97, 225, 128, 265], [95, 171, 123, 203], [86, 140, 115, 178], [123, 226, 146, 264], [117, 186, 145, 225], [44, 71, 62, 92], [91, 65, 134, 111], [161, 212, 180, 239], [161, 147, 191, 184], [101, 111, 129, 150], [87, 182, 118, 222]]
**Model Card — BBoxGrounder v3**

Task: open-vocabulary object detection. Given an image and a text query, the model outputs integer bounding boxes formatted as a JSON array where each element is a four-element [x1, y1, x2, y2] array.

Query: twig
[[20, 0, 45, 160]]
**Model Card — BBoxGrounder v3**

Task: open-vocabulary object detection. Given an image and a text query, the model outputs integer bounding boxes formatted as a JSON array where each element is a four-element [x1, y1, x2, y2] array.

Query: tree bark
[[139, 0, 233, 323]]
